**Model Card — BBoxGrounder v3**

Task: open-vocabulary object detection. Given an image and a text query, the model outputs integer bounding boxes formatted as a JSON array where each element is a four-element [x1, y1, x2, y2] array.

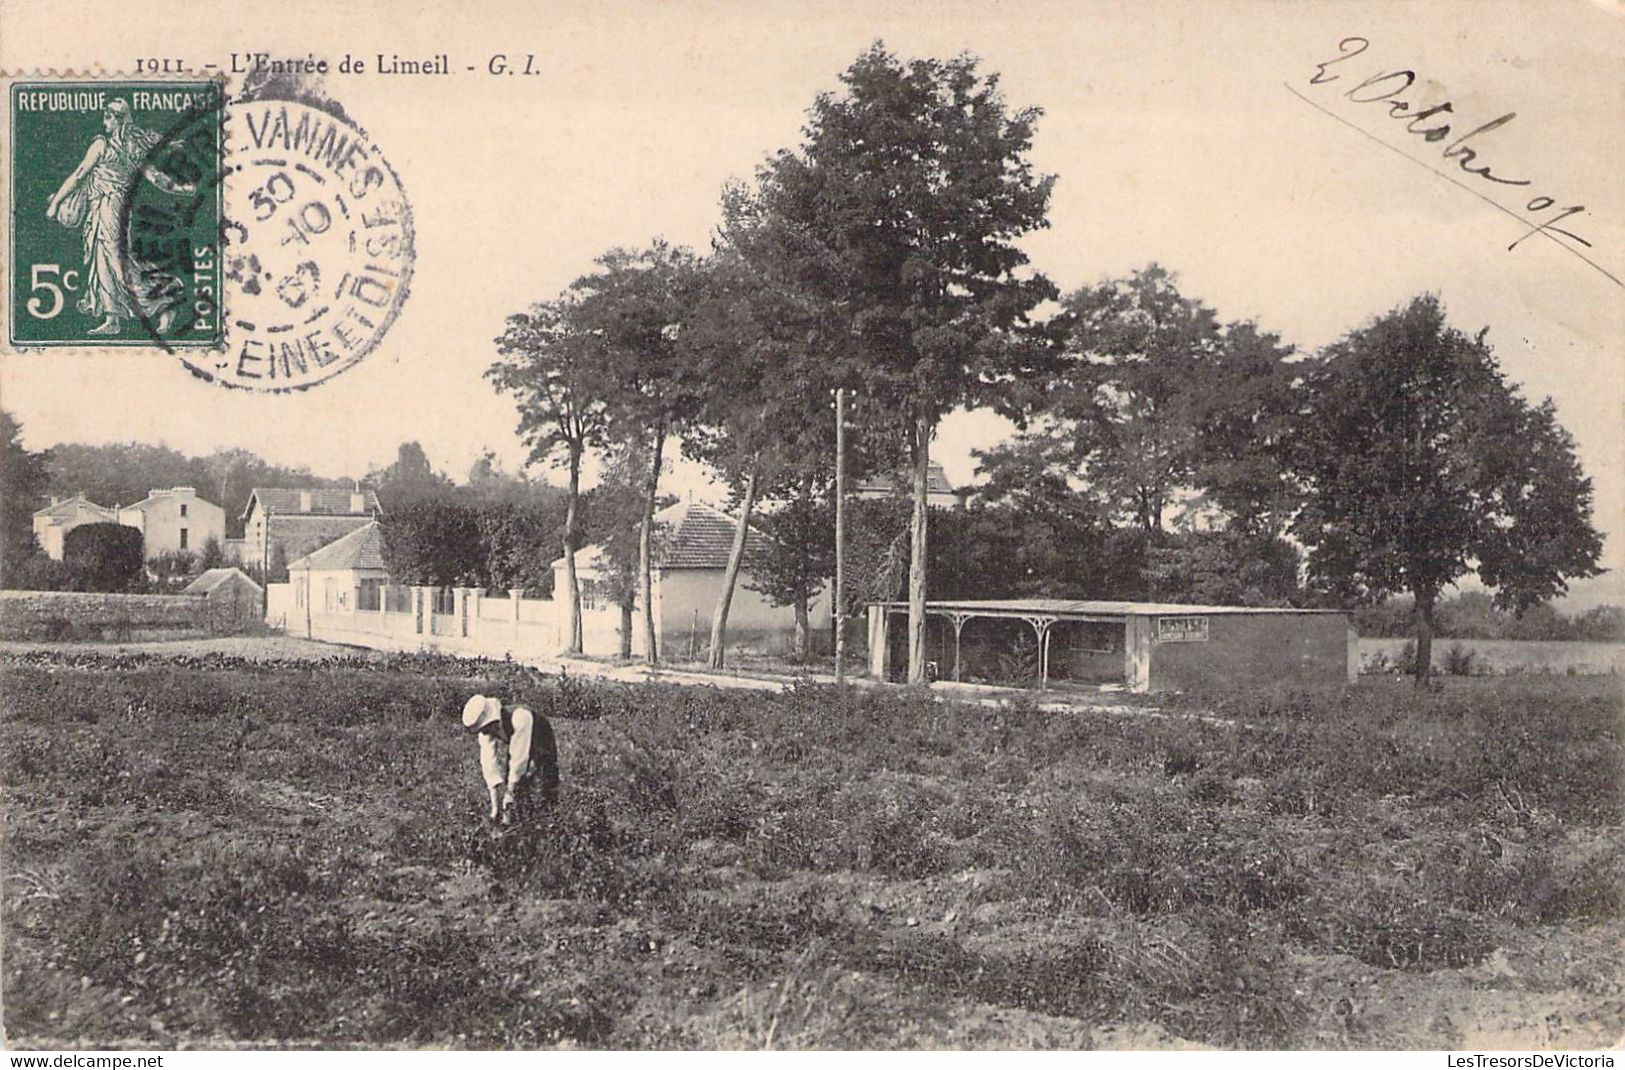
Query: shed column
[[1124, 615, 1153, 693], [950, 613, 970, 682]]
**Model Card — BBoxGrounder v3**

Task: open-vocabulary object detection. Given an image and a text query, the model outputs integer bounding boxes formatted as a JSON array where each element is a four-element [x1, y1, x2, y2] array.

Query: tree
[[748, 489, 835, 660], [488, 299, 612, 652], [1292, 295, 1604, 683], [376, 490, 483, 588], [569, 241, 704, 665], [583, 437, 671, 658], [475, 498, 565, 596], [747, 43, 1059, 682], [368, 441, 449, 506], [679, 244, 846, 668], [0, 410, 52, 581], [198, 535, 226, 571], [148, 549, 198, 590], [63, 522, 144, 592]]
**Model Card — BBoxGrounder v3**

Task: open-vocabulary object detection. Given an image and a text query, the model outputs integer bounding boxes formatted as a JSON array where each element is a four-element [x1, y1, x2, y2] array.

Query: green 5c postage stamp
[[8, 79, 224, 348]]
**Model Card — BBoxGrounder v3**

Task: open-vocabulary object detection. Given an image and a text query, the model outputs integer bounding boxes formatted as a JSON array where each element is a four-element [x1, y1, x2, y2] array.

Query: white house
[[117, 487, 226, 559], [31, 495, 117, 560], [552, 499, 833, 659], [285, 521, 391, 617]]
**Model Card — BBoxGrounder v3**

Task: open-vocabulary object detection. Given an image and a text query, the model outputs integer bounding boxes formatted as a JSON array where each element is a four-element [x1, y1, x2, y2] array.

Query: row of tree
[[1354, 592, 1624, 644], [486, 43, 1605, 683]]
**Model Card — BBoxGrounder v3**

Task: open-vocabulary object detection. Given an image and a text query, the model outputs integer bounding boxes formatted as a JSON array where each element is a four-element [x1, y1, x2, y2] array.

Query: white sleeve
[[477, 734, 505, 789], [506, 707, 534, 792]]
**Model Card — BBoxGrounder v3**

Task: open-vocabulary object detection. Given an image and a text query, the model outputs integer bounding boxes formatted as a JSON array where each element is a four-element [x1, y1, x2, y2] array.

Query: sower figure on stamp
[[44, 99, 193, 336], [461, 693, 560, 826]]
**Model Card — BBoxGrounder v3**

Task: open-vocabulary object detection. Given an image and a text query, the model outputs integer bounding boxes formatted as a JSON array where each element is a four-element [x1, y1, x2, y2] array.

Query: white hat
[[462, 694, 501, 731]]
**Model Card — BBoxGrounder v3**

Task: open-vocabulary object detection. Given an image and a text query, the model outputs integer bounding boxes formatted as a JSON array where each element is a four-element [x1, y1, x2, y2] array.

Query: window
[[180, 503, 188, 517], [179, 528, 189, 549]]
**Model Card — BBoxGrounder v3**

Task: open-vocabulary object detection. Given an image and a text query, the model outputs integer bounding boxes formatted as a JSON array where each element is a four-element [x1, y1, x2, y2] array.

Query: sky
[[3, 0, 1622, 567]]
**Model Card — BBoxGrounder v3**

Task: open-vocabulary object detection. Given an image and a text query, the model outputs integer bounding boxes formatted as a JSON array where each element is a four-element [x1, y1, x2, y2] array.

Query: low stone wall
[[0, 590, 205, 640]]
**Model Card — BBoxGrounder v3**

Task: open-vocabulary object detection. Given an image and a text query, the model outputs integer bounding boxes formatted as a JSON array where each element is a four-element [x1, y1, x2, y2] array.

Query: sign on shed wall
[[1156, 616, 1209, 643]]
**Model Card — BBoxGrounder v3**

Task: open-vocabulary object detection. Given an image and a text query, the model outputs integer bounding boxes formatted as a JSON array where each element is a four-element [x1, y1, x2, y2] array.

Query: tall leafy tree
[[582, 437, 672, 658], [747, 43, 1059, 682], [1292, 295, 1604, 682], [570, 241, 704, 665], [0, 410, 52, 580], [488, 298, 612, 652]]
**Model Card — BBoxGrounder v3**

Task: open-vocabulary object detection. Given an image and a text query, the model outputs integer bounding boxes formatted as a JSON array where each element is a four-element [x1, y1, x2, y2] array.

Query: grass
[[2, 649, 1621, 1048]]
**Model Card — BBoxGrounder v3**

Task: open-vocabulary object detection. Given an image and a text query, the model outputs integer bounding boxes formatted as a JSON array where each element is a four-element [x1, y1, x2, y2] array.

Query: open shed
[[866, 598, 1356, 692]]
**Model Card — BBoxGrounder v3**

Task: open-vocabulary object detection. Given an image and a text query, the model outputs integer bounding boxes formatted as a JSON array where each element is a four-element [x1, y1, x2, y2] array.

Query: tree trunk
[[619, 599, 633, 658], [639, 427, 666, 665], [1414, 589, 1436, 686], [561, 445, 583, 654], [707, 467, 758, 670], [793, 594, 810, 662], [907, 415, 932, 684]]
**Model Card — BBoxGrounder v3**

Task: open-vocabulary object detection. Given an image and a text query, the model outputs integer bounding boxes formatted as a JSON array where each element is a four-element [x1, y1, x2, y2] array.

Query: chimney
[[299, 490, 313, 513], [350, 492, 365, 513]]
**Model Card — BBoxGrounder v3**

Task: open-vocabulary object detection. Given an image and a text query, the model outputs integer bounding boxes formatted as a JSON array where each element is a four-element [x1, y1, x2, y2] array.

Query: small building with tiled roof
[[32, 495, 118, 560], [181, 567, 264, 627], [551, 499, 831, 659], [242, 486, 381, 576], [286, 521, 391, 615]]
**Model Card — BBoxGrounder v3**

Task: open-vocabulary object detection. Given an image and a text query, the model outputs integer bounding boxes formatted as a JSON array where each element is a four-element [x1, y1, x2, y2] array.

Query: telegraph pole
[[834, 387, 847, 684]]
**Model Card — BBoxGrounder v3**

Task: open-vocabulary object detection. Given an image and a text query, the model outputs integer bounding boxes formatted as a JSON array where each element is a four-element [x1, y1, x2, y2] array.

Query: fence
[[266, 584, 561, 660]]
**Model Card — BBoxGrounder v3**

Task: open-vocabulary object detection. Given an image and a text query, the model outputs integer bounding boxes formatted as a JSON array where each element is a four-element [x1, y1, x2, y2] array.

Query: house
[[117, 487, 225, 559], [854, 461, 966, 509], [182, 567, 264, 628], [31, 495, 117, 560], [552, 499, 833, 658], [284, 521, 392, 618], [242, 486, 380, 573]]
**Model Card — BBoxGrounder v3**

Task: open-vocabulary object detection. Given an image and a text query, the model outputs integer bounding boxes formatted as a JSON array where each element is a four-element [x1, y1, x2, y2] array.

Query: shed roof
[[871, 598, 1345, 618], [287, 521, 388, 573], [182, 567, 263, 595]]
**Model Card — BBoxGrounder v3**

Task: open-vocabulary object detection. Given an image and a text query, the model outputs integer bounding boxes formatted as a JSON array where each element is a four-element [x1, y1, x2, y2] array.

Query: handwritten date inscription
[[1309, 37, 1590, 256]]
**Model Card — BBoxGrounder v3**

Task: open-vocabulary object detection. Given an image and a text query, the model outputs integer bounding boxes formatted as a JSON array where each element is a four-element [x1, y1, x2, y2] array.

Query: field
[[1359, 637, 1625, 677], [2, 647, 1622, 1049]]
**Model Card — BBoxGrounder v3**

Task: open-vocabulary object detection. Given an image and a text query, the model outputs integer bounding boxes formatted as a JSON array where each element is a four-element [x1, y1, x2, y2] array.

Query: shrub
[[62, 523, 144, 592], [1443, 643, 1476, 676]]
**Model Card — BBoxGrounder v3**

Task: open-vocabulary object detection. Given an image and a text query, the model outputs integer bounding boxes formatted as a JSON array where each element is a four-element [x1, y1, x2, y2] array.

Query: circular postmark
[[146, 95, 414, 391]]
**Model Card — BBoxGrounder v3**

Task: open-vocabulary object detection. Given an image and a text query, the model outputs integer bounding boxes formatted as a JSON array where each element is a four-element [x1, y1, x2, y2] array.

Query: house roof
[[244, 487, 380, 519], [182, 567, 263, 595], [33, 495, 113, 519], [856, 462, 959, 497], [121, 487, 218, 512], [870, 597, 1346, 618], [555, 499, 775, 573], [287, 521, 388, 572]]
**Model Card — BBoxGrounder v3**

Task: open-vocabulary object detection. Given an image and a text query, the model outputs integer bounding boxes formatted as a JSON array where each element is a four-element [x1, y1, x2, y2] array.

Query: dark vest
[[498, 705, 560, 799]]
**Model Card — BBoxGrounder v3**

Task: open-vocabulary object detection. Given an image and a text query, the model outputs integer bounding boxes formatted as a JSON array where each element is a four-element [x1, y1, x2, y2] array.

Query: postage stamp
[[8, 78, 225, 348]]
